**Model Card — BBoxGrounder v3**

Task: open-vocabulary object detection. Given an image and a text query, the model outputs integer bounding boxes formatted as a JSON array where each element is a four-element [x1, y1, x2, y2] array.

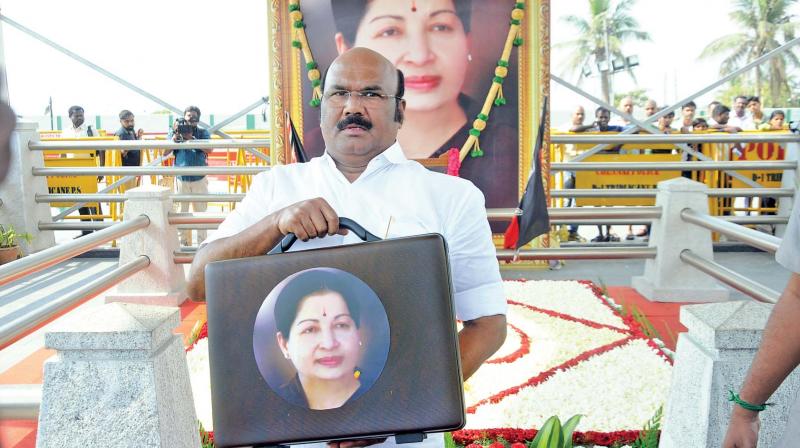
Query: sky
[[1, 0, 799, 121]]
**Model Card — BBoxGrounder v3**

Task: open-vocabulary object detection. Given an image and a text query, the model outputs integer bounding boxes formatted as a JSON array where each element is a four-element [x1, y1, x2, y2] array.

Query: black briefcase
[[205, 218, 465, 447]]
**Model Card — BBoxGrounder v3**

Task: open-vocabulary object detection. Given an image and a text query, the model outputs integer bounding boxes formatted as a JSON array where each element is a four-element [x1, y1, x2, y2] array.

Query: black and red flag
[[286, 111, 308, 163], [503, 96, 550, 249]]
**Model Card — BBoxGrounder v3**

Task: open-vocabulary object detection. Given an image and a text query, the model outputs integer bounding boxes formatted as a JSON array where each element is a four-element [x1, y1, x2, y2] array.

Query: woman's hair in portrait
[[274, 270, 363, 339], [332, 0, 473, 46]]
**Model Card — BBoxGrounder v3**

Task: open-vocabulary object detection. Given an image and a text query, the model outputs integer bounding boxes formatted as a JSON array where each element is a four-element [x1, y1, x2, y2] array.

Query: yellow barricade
[[575, 153, 682, 206], [42, 137, 116, 209]]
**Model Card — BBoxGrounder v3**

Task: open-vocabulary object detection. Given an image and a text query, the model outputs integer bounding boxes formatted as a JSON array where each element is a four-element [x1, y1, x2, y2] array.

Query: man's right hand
[[274, 198, 347, 241], [722, 409, 760, 448]]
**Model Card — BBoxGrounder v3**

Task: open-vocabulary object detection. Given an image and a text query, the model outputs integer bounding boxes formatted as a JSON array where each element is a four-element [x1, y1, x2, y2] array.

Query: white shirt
[[205, 142, 507, 323], [63, 121, 99, 138], [728, 112, 756, 130]]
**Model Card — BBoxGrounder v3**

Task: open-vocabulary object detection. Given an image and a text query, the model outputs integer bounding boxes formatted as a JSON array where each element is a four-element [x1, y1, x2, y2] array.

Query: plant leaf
[[561, 414, 582, 448]]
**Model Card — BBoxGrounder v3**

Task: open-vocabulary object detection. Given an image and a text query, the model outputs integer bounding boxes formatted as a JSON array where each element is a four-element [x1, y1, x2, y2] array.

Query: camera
[[174, 118, 194, 142]]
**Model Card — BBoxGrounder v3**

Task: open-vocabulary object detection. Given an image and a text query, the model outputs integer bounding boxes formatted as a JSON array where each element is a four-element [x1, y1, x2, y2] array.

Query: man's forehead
[[327, 60, 395, 90]]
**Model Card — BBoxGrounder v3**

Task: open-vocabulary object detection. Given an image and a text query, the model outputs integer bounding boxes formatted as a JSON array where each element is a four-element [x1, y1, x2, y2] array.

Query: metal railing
[[0, 255, 150, 349], [550, 160, 797, 172], [550, 133, 800, 144], [551, 188, 795, 198], [32, 166, 267, 176], [0, 384, 42, 420], [36, 193, 247, 203], [681, 208, 781, 253], [0, 215, 150, 287], [680, 250, 780, 304], [28, 139, 271, 151]]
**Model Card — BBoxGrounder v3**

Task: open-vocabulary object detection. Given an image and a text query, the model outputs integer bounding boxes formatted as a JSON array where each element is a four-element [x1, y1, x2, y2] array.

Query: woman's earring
[[359, 341, 363, 347], [467, 53, 473, 62], [284, 353, 290, 359]]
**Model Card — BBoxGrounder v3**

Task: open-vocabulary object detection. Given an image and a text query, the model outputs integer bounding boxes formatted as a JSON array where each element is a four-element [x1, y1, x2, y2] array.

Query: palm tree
[[700, 0, 799, 106], [557, 0, 651, 103]]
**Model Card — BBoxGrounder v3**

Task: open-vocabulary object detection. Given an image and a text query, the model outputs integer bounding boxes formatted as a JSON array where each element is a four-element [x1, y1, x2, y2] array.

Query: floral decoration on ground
[[186, 280, 672, 447]]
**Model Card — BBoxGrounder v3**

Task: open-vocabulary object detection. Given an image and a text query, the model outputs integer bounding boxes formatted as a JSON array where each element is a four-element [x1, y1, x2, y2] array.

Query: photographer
[[165, 105, 212, 246]]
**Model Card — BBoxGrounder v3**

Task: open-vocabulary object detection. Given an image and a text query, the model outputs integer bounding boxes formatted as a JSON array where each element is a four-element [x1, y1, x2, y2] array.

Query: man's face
[[644, 101, 657, 117], [659, 115, 674, 129], [121, 116, 135, 131], [70, 110, 85, 127], [716, 111, 730, 125], [572, 107, 584, 125], [320, 50, 403, 166], [620, 97, 634, 115], [595, 111, 610, 129], [184, 111, 200, 127], [734, 97, 747, 115], [748, 100, 761, 115], [682, 106, 695, 122]]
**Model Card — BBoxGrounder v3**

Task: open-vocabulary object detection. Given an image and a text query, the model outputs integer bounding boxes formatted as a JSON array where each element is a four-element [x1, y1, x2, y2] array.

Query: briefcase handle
[[267, 217, 381, 255]]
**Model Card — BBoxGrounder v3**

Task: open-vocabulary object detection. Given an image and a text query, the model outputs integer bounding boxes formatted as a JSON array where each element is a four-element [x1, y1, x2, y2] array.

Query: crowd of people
[[61, 104, 212, 246], [562, 95, 787, 134], [559, 96, 790, 243]]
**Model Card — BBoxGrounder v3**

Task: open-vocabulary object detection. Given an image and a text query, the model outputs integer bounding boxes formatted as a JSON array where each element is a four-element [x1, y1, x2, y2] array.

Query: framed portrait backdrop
[[268, 0, 550, 234]]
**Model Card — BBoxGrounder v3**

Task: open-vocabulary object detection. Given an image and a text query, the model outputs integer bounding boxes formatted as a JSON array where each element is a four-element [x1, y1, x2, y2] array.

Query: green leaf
[[529, 416, 564, 448], [561, 414, 582, 448]]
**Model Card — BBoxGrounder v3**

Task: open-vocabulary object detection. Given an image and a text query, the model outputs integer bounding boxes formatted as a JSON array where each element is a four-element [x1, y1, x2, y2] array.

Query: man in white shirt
[[723, 193, 800, 448], [188, 48, 507, 448], [64, 105, 104, 235], [727, 95, 756, 130]]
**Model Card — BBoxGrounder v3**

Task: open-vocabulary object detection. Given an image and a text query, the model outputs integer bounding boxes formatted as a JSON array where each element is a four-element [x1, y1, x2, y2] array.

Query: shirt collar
[[322, 140, 407, 182]]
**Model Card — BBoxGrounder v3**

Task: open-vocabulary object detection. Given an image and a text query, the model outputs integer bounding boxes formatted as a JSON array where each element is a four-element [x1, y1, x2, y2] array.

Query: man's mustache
[[336, 115, 373, 131]]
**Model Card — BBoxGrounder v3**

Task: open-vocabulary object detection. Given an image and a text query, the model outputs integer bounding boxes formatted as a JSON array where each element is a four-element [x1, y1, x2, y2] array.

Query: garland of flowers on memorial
[[287, 0, 526, 164], [288, 0, 323, 107], [188, 280, 673, 447], [458, 2, 525, 162]]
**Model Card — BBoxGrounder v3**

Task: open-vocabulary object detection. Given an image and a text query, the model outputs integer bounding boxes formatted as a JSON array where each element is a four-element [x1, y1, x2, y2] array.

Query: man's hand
[[275, 197, 347, 241], [722, 408, 760, 448]]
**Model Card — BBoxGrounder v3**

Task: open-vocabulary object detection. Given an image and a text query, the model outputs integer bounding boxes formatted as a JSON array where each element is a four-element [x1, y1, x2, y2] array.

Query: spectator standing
[[561, 105, 587, 242], [644, 99, 658, 118], [114, 110, 144, 188], [728, 95, 756, 130], [65, 105, 104, 236], [761, 110, 786, 130], [572, 107, 623, 242], [165, 106, 212, 247], [748, 96, 765, 127], [707, 101, 722, 125], [678, 101, 697, 133], [610, 96, 635, 128], [693, 118, 709, 131]]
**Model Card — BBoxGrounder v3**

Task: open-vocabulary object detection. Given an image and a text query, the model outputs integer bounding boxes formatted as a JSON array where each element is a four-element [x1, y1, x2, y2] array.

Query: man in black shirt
[[114, 110, 144, 187]]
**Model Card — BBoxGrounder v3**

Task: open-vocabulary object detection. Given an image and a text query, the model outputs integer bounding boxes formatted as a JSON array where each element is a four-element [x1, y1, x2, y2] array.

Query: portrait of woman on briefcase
[[253, 267, 391, 410]]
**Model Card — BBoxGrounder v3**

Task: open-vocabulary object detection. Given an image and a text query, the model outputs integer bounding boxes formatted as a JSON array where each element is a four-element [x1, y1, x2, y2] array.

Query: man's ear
[[334, 32, 350, 55], [395, 99, 406, 125]]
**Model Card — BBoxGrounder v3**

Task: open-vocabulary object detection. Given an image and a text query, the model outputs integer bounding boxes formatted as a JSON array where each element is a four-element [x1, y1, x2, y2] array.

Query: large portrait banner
[[268, 0, 550, 223]]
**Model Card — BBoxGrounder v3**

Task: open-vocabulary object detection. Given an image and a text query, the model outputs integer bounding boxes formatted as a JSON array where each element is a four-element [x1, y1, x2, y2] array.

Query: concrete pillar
[[36, 302, 200, 448], [632, 177, 729, 302], [660, 301, 800, 447], [106, 185, 186, 306], [0, 121, 55, 252]]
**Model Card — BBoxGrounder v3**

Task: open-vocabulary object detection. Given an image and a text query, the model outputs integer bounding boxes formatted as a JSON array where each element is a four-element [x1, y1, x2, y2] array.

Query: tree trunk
[[754, 66, 761, 100], [601, 71, 610, 104]]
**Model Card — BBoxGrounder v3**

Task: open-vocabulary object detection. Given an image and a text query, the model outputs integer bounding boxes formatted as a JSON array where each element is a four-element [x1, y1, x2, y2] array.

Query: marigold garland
[[288, 1, 323, 107], [459, 1, 526, 161]]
